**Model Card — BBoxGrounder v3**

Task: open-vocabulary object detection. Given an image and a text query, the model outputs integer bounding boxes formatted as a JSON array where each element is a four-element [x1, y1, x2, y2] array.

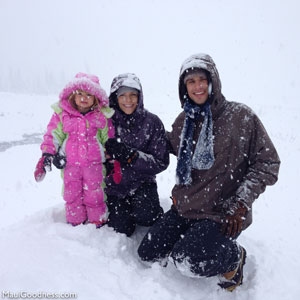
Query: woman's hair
[[68, 90, 99, 111]]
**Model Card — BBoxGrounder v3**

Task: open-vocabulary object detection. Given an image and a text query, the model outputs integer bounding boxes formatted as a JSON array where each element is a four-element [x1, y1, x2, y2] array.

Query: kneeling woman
[[105, 73, 169, 236]]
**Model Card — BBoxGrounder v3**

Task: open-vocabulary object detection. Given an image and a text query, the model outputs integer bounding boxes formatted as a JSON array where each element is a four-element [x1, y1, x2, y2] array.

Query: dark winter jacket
[[167, 54, 280, 230], [105, 73, 169, 198]]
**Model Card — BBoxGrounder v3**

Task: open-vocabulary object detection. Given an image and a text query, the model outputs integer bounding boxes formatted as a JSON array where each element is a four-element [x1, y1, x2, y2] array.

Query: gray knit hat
[[183, 69, 208, 85], [116, 86, 139, 98]]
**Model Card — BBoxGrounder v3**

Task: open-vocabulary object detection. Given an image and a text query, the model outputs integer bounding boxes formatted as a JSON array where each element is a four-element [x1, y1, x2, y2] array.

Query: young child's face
[[74, 90, 95, 113]]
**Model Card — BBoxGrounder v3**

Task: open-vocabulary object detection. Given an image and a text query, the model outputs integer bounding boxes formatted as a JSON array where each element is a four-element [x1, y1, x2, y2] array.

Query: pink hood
[[59, 72, 109, 107]]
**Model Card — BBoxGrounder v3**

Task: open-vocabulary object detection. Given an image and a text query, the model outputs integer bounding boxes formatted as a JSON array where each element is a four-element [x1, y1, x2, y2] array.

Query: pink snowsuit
[[41, 73, 114, 225]]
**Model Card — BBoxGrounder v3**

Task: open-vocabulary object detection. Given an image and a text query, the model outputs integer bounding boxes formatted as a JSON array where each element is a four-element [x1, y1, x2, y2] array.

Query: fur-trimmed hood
[[59, 72, 109, 108]]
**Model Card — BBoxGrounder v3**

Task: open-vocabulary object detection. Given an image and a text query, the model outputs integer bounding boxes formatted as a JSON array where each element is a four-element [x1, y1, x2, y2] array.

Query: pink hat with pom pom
[[59, 72, 109, 107]]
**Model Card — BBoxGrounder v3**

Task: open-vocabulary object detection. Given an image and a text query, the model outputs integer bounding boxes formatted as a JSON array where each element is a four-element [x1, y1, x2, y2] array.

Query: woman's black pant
[[107, 181, 163, 237]]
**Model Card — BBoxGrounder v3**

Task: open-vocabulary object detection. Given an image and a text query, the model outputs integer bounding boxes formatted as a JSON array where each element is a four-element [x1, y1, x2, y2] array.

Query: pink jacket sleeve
[[40, 112, 62, 155]]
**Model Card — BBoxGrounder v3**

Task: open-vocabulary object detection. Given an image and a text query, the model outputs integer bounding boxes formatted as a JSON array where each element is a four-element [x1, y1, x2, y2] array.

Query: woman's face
[[117, 91, 138, 115], [185, 74, 209, 105], [74, 90, 95, 113]]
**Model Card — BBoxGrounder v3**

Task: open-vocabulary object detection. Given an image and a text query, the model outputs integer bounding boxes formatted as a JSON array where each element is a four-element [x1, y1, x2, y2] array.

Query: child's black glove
[[42, 153, 53, 170], [53, 153, 66, 169]]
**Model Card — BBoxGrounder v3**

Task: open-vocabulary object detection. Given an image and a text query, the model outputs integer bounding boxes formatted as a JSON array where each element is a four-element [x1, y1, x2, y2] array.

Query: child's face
[[74, 90, 95, 113]]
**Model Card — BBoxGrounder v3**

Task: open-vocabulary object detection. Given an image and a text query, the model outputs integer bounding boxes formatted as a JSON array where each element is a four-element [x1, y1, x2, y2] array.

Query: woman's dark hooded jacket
[[167, 54, 280, 230], [105, 73, 169, 198]]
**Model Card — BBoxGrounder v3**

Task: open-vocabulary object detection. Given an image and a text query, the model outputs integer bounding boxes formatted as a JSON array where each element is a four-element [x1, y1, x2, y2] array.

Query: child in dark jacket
[[105, 73, 169, 236]]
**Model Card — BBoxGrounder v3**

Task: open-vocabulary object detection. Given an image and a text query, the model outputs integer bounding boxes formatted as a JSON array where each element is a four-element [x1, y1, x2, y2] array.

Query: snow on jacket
[[106, 73, 169, 198], [41, 73, 114, 166], [167, 54, 280, 230]]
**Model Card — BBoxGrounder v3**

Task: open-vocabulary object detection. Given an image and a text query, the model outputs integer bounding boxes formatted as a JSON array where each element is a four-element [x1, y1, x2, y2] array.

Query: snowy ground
[[0, 92, 299, 300], [1, 0, 300, 299]]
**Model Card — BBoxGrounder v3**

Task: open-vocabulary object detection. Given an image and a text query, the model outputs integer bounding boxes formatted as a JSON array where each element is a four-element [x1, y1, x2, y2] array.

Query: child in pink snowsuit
[[34, 73, 115, 227]]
